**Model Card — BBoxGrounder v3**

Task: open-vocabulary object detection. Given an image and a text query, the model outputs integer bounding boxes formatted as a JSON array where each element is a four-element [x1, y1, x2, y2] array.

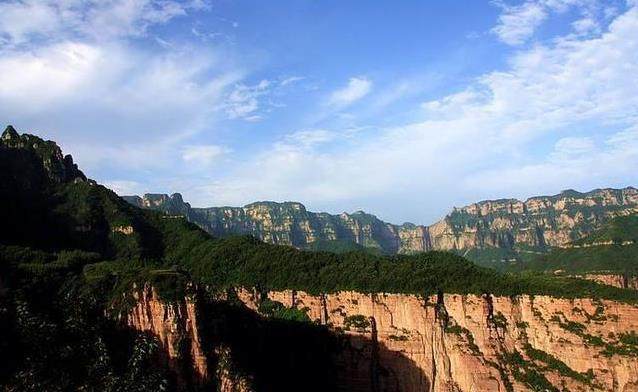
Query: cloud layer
[[195, 3, 638, 222]]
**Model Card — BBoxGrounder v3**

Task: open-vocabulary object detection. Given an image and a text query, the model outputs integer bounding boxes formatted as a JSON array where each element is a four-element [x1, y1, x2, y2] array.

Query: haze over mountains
[[124, 187, 638, 264]]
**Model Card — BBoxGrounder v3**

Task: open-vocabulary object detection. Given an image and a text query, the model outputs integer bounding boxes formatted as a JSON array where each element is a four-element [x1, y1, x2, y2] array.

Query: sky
[[1, 0, 637, 225]]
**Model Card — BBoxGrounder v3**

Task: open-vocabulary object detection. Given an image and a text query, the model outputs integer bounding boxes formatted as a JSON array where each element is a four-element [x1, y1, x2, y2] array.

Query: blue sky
[[1, 0, 637, 224]]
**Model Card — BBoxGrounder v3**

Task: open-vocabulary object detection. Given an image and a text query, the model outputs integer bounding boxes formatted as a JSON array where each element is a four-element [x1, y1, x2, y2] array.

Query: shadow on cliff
[[198, 299, 430, 392]]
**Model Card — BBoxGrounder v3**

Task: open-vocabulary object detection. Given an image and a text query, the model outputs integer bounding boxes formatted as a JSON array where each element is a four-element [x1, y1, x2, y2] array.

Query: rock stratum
[[124, 187, 638, 259], [128, 285, 638, 392]]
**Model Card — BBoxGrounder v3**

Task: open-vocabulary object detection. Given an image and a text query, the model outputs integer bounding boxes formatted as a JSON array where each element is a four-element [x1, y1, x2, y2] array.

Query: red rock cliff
[[126, 285, 638, 391], [126, 286, 208, 385], [126, 285, 254, 392], [237, 289, 638, 392]]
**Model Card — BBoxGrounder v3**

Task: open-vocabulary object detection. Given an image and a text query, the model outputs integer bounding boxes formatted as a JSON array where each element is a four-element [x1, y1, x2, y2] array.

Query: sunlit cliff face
[[128, 286, 638, 392]]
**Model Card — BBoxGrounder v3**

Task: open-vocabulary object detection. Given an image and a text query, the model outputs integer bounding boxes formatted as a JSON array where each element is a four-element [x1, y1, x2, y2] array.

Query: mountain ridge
[[124, 186, 638, 261]]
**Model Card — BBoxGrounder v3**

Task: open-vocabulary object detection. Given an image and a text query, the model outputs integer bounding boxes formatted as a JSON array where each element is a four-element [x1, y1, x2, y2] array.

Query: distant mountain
[[123, 194, 430, 254], [516, 215, 638, 276], [124, 187, 638, 262]]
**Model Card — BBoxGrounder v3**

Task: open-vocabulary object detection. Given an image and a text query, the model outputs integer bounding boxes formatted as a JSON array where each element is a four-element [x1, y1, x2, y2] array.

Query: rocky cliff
[[438, 188, 638, 252], [123, 194, 426, 254], [238, 289, 638, 391], [126, 285, 211, 388], [124, 187, 638, 259], [578, 274, 638, 290], [127, 285, 256, 392], [127, 285, 638, 392], [1, 125, 87, 184]]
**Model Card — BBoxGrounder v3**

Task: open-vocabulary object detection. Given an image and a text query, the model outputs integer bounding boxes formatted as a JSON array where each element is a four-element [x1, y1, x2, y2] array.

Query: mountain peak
[[0, 126, 87, 184], [2, 125, 19, 141], [171, 193, 184, 203]]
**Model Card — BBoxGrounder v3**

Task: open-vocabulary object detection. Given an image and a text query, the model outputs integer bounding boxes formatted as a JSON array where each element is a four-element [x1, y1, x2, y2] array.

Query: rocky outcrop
[[578, 274, 638, 290], [126, 285, 209, 387], [438, 188, 638, 252], [126, 285, 254, 392], [123, 188, 638, 258], [123, 195, 423, 253], [1, 125, 87, 184], [237, 289, 638, 392]]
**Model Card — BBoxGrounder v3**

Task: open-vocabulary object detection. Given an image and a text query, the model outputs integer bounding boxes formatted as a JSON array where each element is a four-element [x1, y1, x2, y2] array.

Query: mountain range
[[124, 186, 638, 265]]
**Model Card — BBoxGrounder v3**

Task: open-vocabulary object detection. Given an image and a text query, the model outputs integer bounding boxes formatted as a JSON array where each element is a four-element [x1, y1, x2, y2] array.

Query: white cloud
[[283, 129, 338, 148], [0, 0, 243, 176], [182, 144, 229, 166], [224, 79, 273, 121], [490, 0, 610, 45], [464, 129, 637, 194], [103, 180, 144, 195], [279, 76, 305, 86], [552, 136, 596, 158], [327, 77, 373, 107], [492, 1, 548, 45], [572, 17, 601, 34], [0, 41, 240, 168], [0, 0, 209, 46], [223, 77, 305, 121]]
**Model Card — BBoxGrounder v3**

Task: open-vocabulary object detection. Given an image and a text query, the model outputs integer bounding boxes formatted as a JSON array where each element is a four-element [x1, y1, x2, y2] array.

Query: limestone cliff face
[[123, 187, 638, 256], [237, 289, 638, 392], [126, 285, 253, 392], [123, 195, 422, 253], [127, 284, 638, 392], [437, 188, 638, 252]]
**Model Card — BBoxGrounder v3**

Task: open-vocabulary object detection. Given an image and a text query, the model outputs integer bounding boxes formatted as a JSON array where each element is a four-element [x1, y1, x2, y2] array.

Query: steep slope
[[124, 187, 638, 263], [0, 126, 181, 390]]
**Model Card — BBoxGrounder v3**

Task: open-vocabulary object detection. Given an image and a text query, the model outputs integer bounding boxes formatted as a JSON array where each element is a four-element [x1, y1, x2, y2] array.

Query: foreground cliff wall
[[126, 286, 211, 388], [127, 284, 638, 392], [238, 289, 638, 392]]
